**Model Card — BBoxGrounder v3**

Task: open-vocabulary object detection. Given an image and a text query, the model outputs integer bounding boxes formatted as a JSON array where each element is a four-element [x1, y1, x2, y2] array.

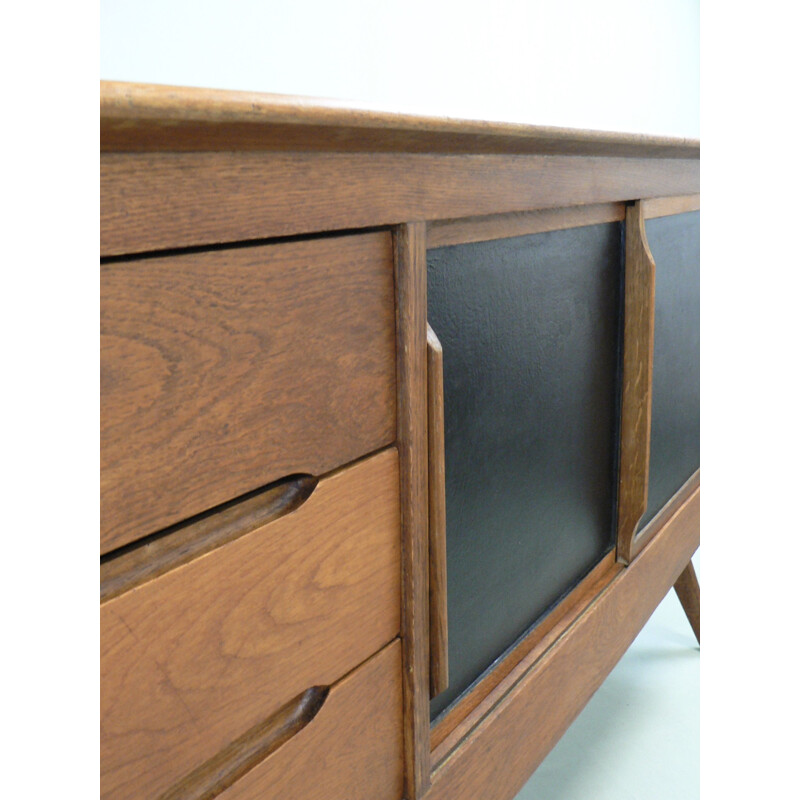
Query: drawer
[[101, 231, 396, 554], [100, 448, 400, 800], [214, 641, 403, 800]]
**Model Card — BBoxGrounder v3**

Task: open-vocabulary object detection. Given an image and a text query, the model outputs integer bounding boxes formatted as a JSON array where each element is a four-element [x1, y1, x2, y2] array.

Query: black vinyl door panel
[[639, 211, 700, 531], [428, 223, 623, 719]]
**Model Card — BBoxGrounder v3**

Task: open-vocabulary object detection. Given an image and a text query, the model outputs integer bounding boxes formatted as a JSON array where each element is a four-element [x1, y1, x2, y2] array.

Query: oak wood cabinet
[[100, 81, 700, 800]]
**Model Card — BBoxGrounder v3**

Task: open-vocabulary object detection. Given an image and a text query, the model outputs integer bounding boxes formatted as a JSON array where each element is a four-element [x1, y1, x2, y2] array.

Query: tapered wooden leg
[[673, 559, 700, 644]]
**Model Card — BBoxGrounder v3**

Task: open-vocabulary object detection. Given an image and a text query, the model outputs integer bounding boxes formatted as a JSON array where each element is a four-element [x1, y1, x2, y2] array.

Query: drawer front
[[101, 231, 396, 554], [100, 449, 400, 800], [217, 641, 403, 800]]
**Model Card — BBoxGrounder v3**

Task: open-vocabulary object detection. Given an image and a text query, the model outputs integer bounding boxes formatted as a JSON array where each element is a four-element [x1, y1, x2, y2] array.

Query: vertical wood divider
[[616, 201, 657, 564], [395, 222, 432, 798]]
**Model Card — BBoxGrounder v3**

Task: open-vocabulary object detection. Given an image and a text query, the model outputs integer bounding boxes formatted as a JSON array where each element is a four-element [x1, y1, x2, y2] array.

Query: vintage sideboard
[[100, 81, 700, 800]]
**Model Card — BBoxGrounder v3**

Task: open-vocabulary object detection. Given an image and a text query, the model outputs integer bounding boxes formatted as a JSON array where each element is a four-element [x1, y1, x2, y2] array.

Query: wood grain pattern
[[99, 85, 702, 798], [428, 202, 625, 248], [617, 201, 657, 564], [394, 223, 431, 798], [101, 151, 700, 256], [643, 193, 700, 219], [427, 324, 448, 698], [636, 469, 700, 557], [216, 642, 404, 800], [427, 483, 700, 800], [100, 81, 700, 159], [101, 449, 401, 800], [100, 474, 317, 603], [159, 687, 328, 800], [430, 551, 621, 760], [674, 559, 701, 644], [101, 232, 396, 553]]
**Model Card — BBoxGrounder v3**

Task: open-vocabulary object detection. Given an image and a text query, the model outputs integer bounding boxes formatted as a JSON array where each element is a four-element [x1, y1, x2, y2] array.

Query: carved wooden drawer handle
[[159, 687, 329, 800], [427, 323, 448, 698]]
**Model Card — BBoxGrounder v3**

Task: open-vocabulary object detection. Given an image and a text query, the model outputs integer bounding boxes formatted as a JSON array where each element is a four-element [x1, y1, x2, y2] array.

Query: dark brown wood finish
[[427, 195, 700, 248], [216, 642, 404, 800], [638, 469, 699, 543], [101, 232, 396, 553], [616, 201, 657, 564], [101, 449, 400, 800], [101, 82, 699, 159], [674, 559, 701, 644], [100, 83, 701, 800], [427, 484, 700, 800], [394, 222, 432, 799], [428, 202, 625, 248], [427, 324, 448, 698], [101, 152, 699, 256]]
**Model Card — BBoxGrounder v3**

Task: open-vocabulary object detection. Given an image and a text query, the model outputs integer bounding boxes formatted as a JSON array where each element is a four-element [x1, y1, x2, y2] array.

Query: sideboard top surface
[[100, 81, 700, 158]]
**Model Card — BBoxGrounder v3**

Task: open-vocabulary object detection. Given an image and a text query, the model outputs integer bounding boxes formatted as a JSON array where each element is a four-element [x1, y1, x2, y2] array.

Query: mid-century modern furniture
[[100, 81, 700, 800]]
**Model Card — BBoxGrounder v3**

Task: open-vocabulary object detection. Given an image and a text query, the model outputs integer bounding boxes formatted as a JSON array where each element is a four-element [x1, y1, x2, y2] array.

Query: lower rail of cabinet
[[426, 482, 699, 800]]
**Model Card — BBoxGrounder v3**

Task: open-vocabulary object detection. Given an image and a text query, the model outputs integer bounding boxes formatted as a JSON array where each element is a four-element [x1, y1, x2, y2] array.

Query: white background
[[100, 0, 700, 138], [3, 2, 798, 799]]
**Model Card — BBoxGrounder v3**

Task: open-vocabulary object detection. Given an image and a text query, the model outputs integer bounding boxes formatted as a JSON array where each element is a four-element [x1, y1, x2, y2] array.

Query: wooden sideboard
[[100, 81, 700, 800]]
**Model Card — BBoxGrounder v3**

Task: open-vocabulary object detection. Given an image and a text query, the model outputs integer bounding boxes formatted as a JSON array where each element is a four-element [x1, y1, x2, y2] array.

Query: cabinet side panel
[[639, 211, 700, 530], [428, 223, 622, 718]]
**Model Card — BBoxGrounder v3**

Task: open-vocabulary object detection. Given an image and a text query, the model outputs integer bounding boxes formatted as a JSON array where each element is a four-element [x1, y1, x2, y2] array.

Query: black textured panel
[[639, 211, 700, 530], [428, 224, 622, 719]]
